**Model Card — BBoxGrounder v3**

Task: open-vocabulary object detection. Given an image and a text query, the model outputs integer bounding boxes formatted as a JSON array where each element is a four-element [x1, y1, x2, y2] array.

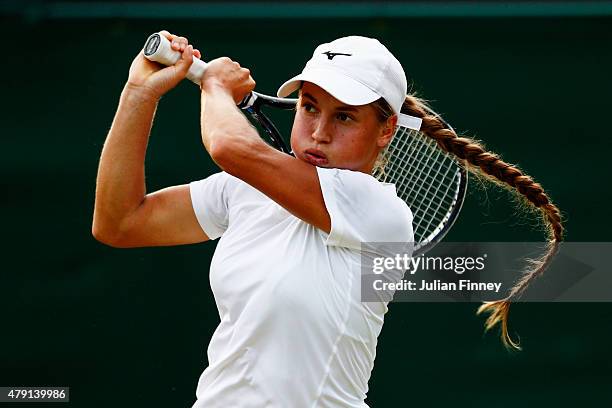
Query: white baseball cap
[[277, 36, 407, 115]]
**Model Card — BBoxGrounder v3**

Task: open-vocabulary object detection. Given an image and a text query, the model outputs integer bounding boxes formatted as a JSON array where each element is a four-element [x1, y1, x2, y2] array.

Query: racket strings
[[377, 126, 462, 245]]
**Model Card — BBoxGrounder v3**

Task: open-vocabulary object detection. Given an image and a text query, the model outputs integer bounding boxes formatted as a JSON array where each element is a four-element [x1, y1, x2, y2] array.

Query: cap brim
[[277, 68, 380, 107]]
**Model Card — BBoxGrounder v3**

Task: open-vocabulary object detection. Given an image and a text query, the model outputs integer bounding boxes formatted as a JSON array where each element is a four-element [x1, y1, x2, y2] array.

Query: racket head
[[375, 112, 467, 255]]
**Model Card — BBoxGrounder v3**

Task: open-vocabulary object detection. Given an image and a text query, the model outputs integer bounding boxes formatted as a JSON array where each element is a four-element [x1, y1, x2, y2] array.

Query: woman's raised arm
[[92, 32, 208, 247]]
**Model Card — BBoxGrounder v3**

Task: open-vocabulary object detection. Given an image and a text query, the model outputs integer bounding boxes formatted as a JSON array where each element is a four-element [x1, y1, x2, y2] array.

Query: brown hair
[[373, 96, 564, 350]]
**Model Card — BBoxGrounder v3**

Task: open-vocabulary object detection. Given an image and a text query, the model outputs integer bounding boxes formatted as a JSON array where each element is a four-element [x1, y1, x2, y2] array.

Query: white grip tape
[[143, 32, 208, 85], [398, 113, 423, 131]]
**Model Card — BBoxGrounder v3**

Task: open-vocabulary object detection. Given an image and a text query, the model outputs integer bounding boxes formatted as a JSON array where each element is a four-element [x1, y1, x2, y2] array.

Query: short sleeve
[[317, 167, 414, 250], [189, 172, 231, 240]]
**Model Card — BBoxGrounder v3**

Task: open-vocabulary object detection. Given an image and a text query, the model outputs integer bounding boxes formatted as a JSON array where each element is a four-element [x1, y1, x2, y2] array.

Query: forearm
[[200, 84, 265, 167], [199, 83, 330, 232], [93, 84, 159, 236]]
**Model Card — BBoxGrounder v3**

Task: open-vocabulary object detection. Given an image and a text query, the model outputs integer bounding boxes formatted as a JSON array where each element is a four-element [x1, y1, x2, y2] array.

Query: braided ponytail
[[399, 94, 564, 349]]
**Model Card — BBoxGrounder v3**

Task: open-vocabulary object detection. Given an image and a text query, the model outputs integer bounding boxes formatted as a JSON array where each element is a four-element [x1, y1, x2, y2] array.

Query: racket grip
[[142, 32, 208, 85]]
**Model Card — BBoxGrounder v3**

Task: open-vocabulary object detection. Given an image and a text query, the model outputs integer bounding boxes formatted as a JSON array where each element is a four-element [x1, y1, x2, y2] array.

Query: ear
[[376, 114, 398, 148]]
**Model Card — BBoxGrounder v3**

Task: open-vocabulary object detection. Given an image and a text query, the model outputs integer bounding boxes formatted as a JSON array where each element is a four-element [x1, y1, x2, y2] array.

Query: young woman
[[93, 31, 562, 407]]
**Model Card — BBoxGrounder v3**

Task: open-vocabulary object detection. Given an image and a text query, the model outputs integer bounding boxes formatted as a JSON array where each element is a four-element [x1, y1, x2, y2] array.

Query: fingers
[[244, 71, 256, 94], [158, 30, 194, 53], [246, 73, 256, 88], [175, 44, 194, 75], [222, 57, 249, 75], [171, 36, 189, 52], [163, 32, 203, 61], [208, 56, 253, 78], [158, 31, 203, 69], [234, 62, 253, 85], [159, 30, 173, 40], [225, 58, 256, 101]]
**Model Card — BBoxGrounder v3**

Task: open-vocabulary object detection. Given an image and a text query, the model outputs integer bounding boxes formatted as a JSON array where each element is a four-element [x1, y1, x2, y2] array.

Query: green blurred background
[[1, 1, 611, 407]]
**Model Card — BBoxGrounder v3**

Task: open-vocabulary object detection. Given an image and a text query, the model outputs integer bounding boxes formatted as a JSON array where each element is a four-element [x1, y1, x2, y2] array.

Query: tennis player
[[93, 30, 563, 405], [94, 32, 413, 407]]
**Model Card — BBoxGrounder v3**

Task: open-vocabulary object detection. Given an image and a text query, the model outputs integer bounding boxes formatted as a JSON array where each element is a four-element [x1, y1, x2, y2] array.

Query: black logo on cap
[[322, 51, 352, 60]]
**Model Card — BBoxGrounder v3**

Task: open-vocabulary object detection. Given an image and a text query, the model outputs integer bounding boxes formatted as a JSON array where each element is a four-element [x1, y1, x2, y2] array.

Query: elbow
[[91, 217, 130, 248], [208, 137, 231, 169], [91, 222, 117, 247], [208, 132, 262, 174]]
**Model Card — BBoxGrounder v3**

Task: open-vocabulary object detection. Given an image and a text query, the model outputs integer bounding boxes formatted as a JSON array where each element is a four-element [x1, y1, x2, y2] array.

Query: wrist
[[123, 82, 162, 103], [200, 79, 232, 97]]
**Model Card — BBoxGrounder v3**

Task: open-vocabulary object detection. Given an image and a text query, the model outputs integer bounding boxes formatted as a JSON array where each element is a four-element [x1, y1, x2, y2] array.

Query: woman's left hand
[[201, 57, 256, 103]]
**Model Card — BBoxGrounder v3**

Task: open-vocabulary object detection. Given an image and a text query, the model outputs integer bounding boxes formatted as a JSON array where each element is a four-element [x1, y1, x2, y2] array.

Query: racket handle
[[142, 32, 208, 85]]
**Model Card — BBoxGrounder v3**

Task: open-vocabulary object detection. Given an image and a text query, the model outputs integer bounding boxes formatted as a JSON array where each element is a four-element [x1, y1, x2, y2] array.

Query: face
[[290, 82, 397, 174]]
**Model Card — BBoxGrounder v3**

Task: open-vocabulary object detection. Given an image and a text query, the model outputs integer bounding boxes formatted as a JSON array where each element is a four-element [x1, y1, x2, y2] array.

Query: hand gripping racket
[[143, 32, 467, 255]]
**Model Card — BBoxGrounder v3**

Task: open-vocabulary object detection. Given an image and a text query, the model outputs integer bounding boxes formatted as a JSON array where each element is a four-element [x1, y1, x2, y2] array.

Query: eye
[[337, 112, 354, 122], [301, 102, 317, 113]]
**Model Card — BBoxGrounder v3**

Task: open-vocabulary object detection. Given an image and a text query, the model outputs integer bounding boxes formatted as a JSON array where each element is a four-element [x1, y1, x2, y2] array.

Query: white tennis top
[[189, 167, 413, 408]]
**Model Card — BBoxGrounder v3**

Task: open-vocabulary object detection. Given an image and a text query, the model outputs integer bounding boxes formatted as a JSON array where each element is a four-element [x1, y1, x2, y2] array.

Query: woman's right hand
[[126, 30, 202, 99]]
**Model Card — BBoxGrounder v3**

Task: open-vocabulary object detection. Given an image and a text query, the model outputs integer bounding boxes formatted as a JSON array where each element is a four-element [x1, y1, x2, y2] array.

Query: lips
[[304, 149, 329, 166]]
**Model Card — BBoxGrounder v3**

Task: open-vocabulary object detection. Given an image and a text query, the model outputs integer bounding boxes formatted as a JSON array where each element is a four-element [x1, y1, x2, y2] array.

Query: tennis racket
[[142, 32, 467, 255]]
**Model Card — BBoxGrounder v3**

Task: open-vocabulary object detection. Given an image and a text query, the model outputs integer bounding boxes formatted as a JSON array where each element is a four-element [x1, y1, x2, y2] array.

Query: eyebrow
[[301, 92, 359, 112], [302, 92, 318, 103]]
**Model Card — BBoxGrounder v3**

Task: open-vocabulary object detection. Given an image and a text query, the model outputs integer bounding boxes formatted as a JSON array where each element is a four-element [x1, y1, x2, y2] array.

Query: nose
[[312, 119, 332, 144]]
